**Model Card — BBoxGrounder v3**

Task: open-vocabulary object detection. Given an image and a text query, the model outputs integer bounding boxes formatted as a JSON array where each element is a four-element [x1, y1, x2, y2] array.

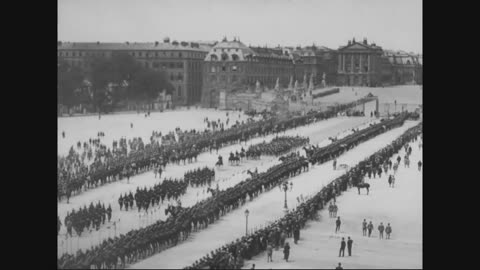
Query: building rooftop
[[57, 42, 212, 52], [204, 38, 291, 61]]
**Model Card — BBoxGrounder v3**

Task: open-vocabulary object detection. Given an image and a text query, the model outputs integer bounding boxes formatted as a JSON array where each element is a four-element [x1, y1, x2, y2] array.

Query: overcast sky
[[58, 0, 422, 54]]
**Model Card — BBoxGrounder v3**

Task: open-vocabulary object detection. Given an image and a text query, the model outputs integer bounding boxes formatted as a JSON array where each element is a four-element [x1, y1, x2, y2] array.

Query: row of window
[[58, 50, 205, 59], [208, 75, 284, 84], [151, 62, 184, 69], [214, 48, 239, 52], [169, 73, 184, 82], [208, 64, 293, 74]]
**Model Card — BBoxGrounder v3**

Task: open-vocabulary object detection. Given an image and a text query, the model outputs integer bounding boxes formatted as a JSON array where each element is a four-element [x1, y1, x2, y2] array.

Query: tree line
[[57, 53, 175, 113]]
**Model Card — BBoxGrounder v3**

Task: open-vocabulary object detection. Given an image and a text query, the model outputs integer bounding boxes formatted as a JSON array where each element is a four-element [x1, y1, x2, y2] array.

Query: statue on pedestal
[[274, 77, 280, 91], [308, 74, 314, 91], [288, 76, 293, 90], [255, 80, 261, 92]]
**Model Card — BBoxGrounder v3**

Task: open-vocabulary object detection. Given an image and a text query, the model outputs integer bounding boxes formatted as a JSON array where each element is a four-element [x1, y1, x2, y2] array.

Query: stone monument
[[255, 80, 261, 92]]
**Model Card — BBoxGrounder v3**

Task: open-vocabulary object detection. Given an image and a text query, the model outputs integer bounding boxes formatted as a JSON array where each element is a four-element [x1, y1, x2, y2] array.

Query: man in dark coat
[[293, 225, 300, 244], [339, 238, 346, 257], [283, 242, 290, 262], [335, 217, 341, 233], [347, 237, 353, 256]]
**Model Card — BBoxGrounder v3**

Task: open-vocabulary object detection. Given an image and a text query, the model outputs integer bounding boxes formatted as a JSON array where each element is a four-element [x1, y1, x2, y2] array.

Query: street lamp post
[[244, 209, 249, 236], [283, 181, 293, 210]]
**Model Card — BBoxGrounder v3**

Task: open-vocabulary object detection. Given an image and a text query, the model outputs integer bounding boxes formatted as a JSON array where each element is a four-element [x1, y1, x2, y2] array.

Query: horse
[[239, 151, 246, 161], [165, 205, 182, 218], [228, 153, 240, 166], [215, 155, 223, 167], [229, 155, 240, 165], [207, 187, 219, 197], [302, 146, 314, 158], [356, 182, 370, 195], [247, 169, 258, 178]]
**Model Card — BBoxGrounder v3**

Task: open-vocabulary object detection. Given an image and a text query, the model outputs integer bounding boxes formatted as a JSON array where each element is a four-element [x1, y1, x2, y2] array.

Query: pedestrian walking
[[329, 203, 334, 218], [333, 203, 338, 218], [267, 243, 273, 262], [283, 242, 290, 262], [335, 217, 341, 233], [280, 230, 287, 248], [368, 221, 374, 237], [333, 159, 337, 170], [418, 160, 422, 171], [378, 222, 385, 239], [385, 223, 392, 239], [339, 237, 346, 257], [362, 219, 367, 236], [250, 264, 255, 269], [336, 262, 343, 270], [347, 237, 353, 256]]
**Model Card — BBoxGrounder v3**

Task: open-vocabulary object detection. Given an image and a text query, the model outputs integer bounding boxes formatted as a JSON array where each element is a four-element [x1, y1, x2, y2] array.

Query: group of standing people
[[118, 179, 188, 213], [61, 202, 112, 237], [361, 219, 392, 239]]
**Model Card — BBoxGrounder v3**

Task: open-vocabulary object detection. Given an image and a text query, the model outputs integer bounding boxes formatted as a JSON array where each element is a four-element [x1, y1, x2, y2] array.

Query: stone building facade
[[293, 45, 337, 86], [201, 38, 297, 108], [336, 38, 384, 86], [57, 39, 212, 106], [383, 50, 423, 85]]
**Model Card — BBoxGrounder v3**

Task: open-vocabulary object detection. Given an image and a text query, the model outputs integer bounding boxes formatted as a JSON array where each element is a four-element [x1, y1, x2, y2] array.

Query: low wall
[[312, 88, 340, 99]]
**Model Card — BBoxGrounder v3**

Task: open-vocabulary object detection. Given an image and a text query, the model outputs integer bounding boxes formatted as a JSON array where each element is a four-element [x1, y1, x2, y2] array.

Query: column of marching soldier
[[57, 113, 418, 269], [185, 122, 421, 270]]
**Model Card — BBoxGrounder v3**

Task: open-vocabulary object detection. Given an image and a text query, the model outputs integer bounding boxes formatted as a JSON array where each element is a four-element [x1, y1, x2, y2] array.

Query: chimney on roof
[[233, 37, 237, 42], [352, 37, 356, 43], [363, 38, 367, 45], [155, 41, 159, 46], [126, 41, 130, 45], [222, 36, 227, 42]]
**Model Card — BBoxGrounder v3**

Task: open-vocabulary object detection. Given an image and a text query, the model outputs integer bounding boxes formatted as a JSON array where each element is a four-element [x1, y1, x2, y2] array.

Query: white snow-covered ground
[[58, 106, 377, 255], [58, 109, 254, 156], [128, 120, 419, 269], [242, 136, 422, 269], [57, 101, 378, 255], [318, 85, 422, 105], [57, 114, 378, 256]]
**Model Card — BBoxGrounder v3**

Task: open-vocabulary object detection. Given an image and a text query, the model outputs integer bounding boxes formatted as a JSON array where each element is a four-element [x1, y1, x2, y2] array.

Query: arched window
[[221, 53, 228, 61], [210, 54, 218, 61], [231, 54, 239, 61]]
